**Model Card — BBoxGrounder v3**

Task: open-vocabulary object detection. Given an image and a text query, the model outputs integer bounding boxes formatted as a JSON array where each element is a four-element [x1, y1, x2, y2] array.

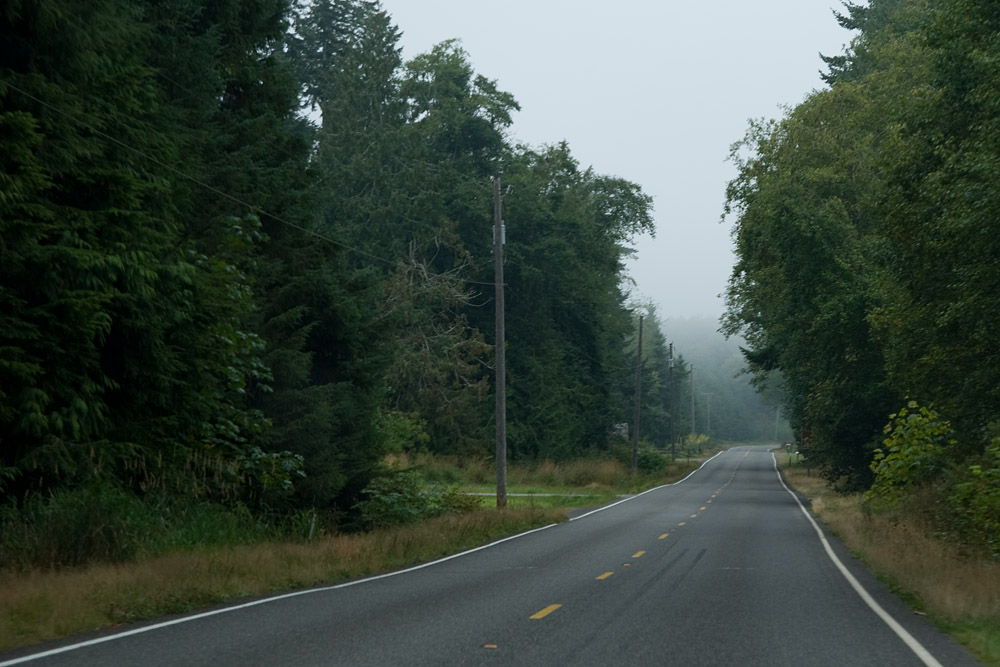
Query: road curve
[[0, 445, 980, 666]]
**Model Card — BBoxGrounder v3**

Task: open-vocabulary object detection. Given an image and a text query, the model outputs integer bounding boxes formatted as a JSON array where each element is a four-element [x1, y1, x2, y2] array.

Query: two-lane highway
[[1, 446, 980, 666]]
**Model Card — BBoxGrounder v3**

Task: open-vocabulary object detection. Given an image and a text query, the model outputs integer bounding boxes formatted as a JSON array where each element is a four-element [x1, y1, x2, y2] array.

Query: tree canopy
[[725, 0, 1000, 547], [0, 0, 681, 528]]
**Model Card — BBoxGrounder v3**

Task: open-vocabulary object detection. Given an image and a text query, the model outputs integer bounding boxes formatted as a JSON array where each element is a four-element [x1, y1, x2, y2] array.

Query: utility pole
[[703, 392, 714, 438], [493, 176, 506, 508], [774, 406, 781, 441], [668, 342, 675, 462], [690, 365, 696, 436], [631, 314, 644, 474]]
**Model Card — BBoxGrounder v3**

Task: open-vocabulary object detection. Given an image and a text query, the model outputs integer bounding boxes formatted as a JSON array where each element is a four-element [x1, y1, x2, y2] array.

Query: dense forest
[[1, 0, 765, 547], [724, 0, 1000, 553], [14, 0, 995, 564]]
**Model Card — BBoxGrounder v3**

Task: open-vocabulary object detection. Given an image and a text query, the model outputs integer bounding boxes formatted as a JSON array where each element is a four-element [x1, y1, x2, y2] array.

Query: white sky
[[378, 0, 854, 319]]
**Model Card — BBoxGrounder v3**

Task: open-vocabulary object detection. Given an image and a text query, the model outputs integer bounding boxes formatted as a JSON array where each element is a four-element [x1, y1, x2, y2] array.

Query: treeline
[[621, 307, 692, 453], [625, 313, 792, 447], [724, 0, 1000, 550], [667, 317, 792, 443], [0, 0, 672, 529]]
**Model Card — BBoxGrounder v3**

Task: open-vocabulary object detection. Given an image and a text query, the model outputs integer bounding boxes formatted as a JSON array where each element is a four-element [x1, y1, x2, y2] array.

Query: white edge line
[[771, 452, 943, 667], [1, 523, 558, 666], [2, 450, 727, 666], [569, 449, 725, 521]]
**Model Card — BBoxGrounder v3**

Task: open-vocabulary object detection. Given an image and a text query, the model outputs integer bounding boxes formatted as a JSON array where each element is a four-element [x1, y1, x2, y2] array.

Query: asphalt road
[[1, 446, 980, 666]]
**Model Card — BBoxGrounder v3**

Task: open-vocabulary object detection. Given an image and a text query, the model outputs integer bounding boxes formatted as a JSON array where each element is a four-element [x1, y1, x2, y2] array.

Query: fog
[[378, 0, 853, 319]]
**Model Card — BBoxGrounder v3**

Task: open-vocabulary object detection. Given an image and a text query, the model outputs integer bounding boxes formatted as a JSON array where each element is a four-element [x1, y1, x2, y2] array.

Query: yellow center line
[[678, 521, 686, 526], [632, 550, 646, 558], [596, 571, 614, 580], [700, 506, 707, 511], [658, 533, 669, 540], [530, 604, 562, 619], [690, 514, 698, 518]]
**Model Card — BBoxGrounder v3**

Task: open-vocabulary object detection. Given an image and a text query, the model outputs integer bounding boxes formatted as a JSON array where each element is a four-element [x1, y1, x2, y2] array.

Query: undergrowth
[[0, 484, 296, 570]]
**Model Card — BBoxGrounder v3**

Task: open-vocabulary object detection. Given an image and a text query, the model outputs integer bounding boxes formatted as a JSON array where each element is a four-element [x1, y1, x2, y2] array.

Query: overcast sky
[[377, 1, 854, 320]]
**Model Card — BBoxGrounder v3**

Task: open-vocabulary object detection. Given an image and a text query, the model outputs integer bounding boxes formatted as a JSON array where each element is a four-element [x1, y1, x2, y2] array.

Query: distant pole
[[690, 365, 696, 436], [703, 392, 714, 438], [774, 406, 780, 441], [668, 342, 675, 462], [494, 176, 506, 508], [631, 314, 644, 474]]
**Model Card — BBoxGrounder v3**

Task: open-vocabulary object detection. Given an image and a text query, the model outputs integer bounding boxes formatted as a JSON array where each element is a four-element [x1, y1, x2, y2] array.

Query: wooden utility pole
[[494, 177, 506, 508], [690, 365, 696, 435], [669, 342, 675, 461], [703, 392, 714, 438], [631, 314, 644, 474]]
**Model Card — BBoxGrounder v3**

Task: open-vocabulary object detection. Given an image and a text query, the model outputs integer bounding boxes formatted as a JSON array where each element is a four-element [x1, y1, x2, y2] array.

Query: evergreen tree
[[498, 144, 653, 459], [0, 0, 284, 498]]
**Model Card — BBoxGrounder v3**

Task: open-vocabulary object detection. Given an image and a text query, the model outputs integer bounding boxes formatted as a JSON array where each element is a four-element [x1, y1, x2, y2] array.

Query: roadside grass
[[393, 450, 705, 497], [461, 453, 714, 512], [778, 455, 1000, 666], [0, 507, 561, 652], [0, 451, 710, 653], [469, 493, 618, 511]]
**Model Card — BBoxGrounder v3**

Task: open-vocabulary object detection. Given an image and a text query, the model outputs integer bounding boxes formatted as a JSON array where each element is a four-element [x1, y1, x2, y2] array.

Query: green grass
[[410, 451, 705, 512], [468, 491, 619, 511], [398, 448, 707, 493], [950, 622, 1000, 666], [460, 483, 589, 494]]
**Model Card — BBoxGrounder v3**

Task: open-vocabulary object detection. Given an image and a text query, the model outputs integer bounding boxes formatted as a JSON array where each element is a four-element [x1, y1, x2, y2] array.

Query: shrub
[[636, 447, 667, 474], [352, 468, 477, 530], [606, 441, 670, 475], [946, 435, 1000, 558], [352, 469, 427, 529], [866, 401, 953, 506], [683, 433, 710, 455]]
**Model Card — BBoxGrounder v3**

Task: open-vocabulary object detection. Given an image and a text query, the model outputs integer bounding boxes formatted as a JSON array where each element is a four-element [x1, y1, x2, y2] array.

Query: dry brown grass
[[782, 464, 1000, 664], [512, 458, 627, 489], [0, 508, 561, 652]]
